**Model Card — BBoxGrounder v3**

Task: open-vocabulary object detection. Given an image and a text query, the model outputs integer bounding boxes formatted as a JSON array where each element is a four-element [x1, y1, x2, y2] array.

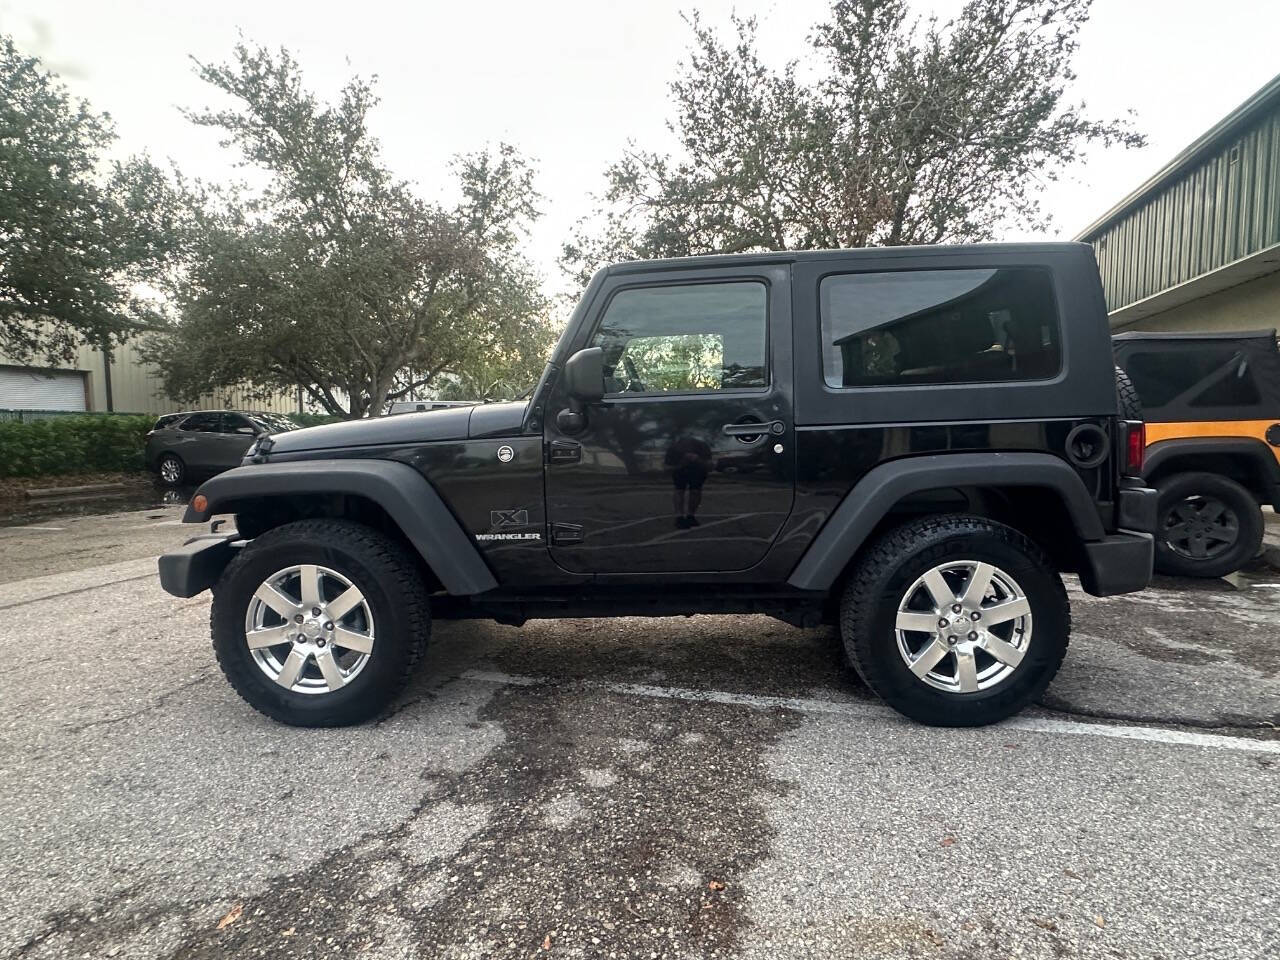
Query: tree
[[0, 35, 179, 364], [146, 44, 549, 418], [563, 0, 1143, 282]]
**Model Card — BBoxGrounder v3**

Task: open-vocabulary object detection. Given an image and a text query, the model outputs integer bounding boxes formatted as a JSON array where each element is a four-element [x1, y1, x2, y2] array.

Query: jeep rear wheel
[[211, 519, 430, 726], [1153, 471, 1263, 579], [840, 516, 1069, 727]]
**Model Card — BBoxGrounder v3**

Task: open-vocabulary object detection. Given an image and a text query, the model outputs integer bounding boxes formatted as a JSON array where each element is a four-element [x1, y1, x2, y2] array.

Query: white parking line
[[4, 525, 66, 532], [459, 669, 1280, 755]]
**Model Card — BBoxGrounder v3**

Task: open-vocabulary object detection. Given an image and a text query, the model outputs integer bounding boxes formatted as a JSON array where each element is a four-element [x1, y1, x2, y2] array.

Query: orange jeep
[[1114, 329, 1280, 577]]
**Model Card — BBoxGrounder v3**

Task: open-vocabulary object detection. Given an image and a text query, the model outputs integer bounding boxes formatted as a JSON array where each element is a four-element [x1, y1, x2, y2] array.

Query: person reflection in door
[[665, 435, 712, 529]]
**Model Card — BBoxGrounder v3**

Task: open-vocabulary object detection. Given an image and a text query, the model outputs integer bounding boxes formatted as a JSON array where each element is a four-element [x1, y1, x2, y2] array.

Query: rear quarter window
[[820, 267, 1062, 388], [1126, 349, 1260, 409]]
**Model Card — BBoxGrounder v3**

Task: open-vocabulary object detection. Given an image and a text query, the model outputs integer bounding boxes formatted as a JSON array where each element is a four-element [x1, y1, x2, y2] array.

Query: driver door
[[543, 265, 795, 575]]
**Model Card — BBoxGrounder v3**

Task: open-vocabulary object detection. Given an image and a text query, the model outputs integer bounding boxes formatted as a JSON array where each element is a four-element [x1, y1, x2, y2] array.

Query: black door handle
[[548, 439, 582, 463], [722, 420, 785, 438]]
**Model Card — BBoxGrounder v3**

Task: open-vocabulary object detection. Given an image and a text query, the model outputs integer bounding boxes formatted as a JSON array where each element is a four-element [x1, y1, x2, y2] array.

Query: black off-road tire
[[211, 519, 431, 726], [839, 515, 1070, 727], [1115, 366, 1143, 420], [1153, 471, 1263, 579]]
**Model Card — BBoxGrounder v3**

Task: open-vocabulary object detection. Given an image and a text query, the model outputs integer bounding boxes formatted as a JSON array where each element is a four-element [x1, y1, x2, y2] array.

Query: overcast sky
[[4, 0, 1277, 296]]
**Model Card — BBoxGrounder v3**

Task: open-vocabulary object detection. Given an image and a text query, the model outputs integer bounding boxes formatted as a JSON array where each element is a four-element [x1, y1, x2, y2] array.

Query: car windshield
[[249, 413, 299, 434]]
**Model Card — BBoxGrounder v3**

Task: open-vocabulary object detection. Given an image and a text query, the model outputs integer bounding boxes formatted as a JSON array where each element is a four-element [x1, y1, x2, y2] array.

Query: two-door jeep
[[160, 243, 1157, 727]]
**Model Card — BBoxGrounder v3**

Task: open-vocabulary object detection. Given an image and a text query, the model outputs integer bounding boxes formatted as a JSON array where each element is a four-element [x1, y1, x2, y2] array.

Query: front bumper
[[157, 532, 238, 598], [1078, 485, 1157, 597]]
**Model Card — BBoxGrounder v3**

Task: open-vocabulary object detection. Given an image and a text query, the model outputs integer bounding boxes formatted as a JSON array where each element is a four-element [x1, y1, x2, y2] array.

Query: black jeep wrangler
[[159, 243, 1156, 728]]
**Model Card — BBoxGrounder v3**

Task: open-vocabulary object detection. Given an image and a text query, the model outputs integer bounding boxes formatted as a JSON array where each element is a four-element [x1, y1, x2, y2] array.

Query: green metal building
[[1076, 73, 1280, 333]]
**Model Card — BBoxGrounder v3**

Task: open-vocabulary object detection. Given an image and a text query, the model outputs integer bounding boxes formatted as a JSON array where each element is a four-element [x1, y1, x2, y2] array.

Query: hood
[[264, 401, 528, 455]]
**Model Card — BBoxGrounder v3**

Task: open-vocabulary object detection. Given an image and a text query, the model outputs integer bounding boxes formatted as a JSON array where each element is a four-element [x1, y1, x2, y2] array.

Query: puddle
[[0, 483, 194, 527]]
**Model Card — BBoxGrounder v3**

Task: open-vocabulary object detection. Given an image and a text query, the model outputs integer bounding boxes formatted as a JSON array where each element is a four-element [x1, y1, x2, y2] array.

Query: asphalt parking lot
[[1, 506, 1278, 960]]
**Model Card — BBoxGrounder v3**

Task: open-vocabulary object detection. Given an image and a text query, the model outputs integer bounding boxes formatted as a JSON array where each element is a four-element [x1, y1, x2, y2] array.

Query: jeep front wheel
[[840, 516, 1069, 727], [211, 519, 430, 726]]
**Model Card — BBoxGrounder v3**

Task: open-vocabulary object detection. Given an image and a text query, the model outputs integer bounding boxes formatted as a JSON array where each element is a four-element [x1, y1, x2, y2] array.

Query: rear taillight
[[1124, 420, 1145, 475]]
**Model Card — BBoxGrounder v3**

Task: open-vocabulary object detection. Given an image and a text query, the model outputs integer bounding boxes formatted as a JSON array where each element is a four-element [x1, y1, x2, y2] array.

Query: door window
[[178, 413, 223, 432], [590, 282, 767, 395], [224, 414, 258, 435]]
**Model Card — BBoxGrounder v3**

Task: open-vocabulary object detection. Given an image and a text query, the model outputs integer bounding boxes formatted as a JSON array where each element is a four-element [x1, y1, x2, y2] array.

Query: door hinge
[[551, 522, 583, 545]]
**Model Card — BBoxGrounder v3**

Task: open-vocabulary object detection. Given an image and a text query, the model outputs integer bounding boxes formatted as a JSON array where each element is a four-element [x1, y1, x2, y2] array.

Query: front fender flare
[[184, 459, 498, 596], [786, 452, 1106, 592]]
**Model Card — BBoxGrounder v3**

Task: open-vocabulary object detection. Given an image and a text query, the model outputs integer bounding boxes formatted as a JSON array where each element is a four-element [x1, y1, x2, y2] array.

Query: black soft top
[[1112, 328, 1280, 422]]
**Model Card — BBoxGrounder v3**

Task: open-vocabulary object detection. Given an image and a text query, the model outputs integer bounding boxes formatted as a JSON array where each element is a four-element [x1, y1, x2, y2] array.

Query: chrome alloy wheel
[[159, 456, 182, 484], [244, 564, 375, 694], [894, 560, 1032, 694]]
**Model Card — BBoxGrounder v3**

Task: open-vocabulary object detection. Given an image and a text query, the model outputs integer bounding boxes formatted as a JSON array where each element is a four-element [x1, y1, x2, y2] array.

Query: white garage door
[[0, 366, 88, 411]]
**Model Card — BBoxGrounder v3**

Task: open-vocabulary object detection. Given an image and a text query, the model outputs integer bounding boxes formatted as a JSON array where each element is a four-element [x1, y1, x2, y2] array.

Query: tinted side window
[[590, 282, 767, 395], [820, 268, 1062, 388], [179, 413, 222, 432], [154, 414, 184, 430], [1127, 349, 1260, 409], [225, 414, 258, 435]]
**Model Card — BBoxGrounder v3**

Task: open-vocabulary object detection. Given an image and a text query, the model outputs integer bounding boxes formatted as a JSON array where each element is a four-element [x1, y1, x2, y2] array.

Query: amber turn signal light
[[191, 494, 208, 514]]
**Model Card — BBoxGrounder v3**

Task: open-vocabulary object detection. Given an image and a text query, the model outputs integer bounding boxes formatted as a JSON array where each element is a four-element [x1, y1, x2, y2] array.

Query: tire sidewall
[[1154, 472, 1263, 578], [848, 526, 1068, 726], [212, 530, 416, 724]]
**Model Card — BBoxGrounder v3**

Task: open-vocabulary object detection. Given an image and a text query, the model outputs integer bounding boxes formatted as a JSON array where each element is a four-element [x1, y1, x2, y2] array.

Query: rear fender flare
[[184, 459, 498, 596], [786, 452, 1105, 592], [1143, 437, 1280, 503]]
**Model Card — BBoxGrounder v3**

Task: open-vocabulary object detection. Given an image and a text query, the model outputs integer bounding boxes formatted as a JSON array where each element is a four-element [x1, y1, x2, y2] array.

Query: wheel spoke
[[254, 583, 301, 619], [1189, 537, 1208, 558], [982, 634, 1025, 668], [954, 649, 979, 693], [982, 596, 1031, 626], [246, 624, 292, 649], [332, 626, 374, 654], [896, 610, 943, 633], [298, 564, 323, 607], [326, 585, 365, 622], [1172, 501, 1197, 521], [276, 647, 308, 689], [908, 639, 950, 679], [960, 562, 995, 606], [920, 568, 955, 609], [1165, 521, 1192, 539], [1200, 500, 1225, 523], [315, 649, 346, 690]]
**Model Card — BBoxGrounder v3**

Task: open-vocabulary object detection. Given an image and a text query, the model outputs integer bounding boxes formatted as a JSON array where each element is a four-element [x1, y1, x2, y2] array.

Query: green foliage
[[623, 335, 723, 392], [0, 35, 181, 364], [0, 414, 154, 477], [564, 0, 1144, 282], [144, 44, 551, 419]]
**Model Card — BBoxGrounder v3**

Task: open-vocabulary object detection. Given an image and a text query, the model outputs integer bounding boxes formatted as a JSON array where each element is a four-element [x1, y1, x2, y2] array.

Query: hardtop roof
[[607, 241, 1094, 275]]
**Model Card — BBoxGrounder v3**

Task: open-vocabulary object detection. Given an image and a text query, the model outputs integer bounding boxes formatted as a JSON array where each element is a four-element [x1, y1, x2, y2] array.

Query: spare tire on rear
[[1115, 366, 1142, 420]]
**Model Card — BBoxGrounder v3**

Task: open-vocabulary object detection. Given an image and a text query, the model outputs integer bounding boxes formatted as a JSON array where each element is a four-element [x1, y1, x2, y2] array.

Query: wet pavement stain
[[159, 682, 802, 959]]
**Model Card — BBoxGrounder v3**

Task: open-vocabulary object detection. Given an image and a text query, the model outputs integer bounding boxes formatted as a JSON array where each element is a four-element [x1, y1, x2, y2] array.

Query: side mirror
[[563, 347, 605, 403]]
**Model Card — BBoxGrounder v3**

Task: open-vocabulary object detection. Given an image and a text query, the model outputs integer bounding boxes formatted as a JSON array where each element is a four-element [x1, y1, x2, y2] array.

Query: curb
[[24, 482, 131, 500]]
